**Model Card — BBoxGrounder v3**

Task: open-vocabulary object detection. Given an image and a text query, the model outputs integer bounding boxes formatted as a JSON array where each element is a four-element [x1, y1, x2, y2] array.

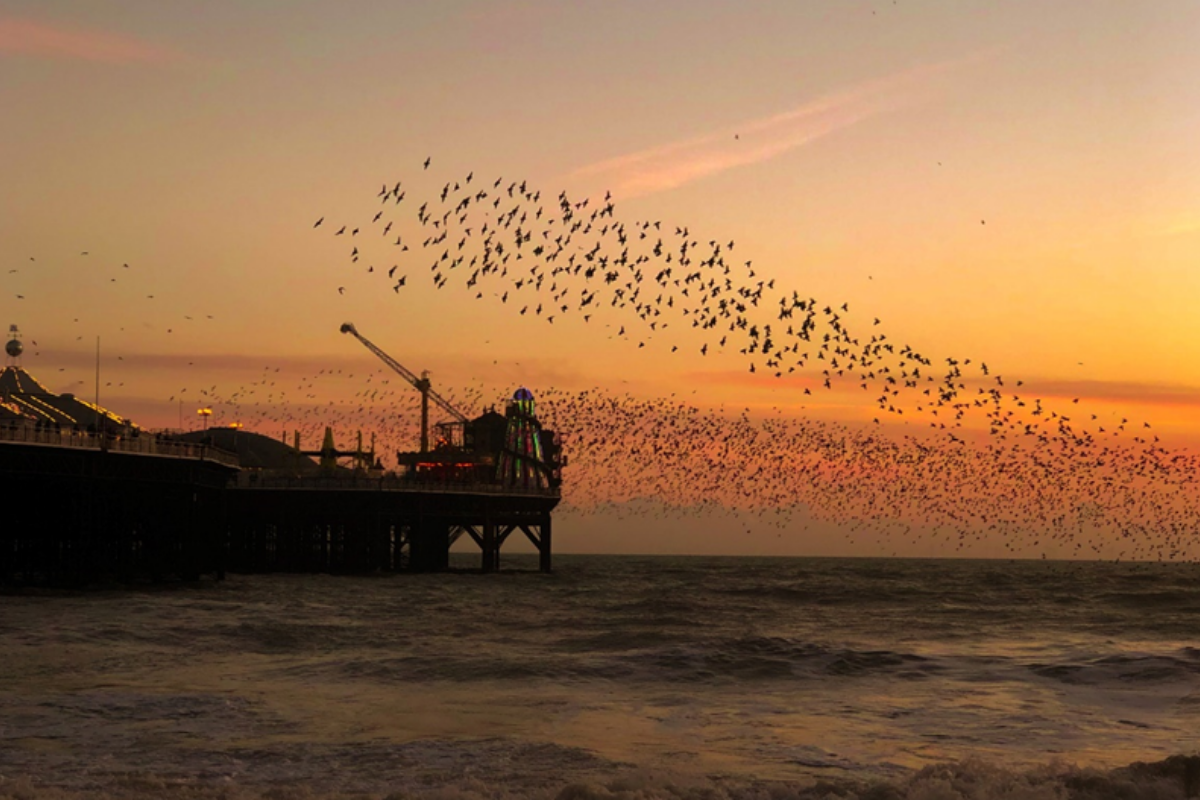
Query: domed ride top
[[5, 339, 21, 358], [514, 387, 534, 401]]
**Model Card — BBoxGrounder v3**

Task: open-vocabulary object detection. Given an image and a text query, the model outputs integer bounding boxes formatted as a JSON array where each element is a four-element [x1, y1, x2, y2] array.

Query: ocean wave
[[267, 636, 947, 684], [265, 636, 1200, 686], [1028, 651, 1200, 685], [1095, 589, 1200, 610], [2, 754, 1198, 800], [710, 582, 942, 607], [262, 639, 1200, 689]]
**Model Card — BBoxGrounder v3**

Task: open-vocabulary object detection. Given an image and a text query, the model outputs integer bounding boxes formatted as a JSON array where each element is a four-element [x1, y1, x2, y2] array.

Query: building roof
[[0, 367, 136, 431], [0, 399, 30, 421], [176, 428, 323, 473], [0, 366, 50, 395]]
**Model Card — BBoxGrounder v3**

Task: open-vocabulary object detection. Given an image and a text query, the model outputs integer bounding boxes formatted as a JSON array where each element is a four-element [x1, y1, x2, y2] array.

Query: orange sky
[[2, 1, 1198, 557]]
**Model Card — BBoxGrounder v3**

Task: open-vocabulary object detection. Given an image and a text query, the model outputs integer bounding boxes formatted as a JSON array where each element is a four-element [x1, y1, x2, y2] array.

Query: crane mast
[[340, 322, 468, 454]]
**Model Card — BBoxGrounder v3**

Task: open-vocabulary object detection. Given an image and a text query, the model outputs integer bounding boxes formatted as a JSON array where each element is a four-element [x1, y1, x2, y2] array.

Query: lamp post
[[95, 337, 103, 450], [197, 407, 212, 431]]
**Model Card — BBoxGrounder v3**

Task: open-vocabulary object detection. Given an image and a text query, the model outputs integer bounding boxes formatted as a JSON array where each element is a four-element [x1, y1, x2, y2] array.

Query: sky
[[2, 0, 1198, 557]]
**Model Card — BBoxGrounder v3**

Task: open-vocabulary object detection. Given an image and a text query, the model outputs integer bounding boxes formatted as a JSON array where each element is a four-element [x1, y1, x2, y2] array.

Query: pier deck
[[1, 431, 559, 584], [0, 436, 236, 584], [228, 475, 557, 574]]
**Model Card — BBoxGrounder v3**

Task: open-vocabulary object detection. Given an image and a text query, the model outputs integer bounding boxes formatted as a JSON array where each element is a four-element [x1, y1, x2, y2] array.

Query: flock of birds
[[164, 367, 1197, 562], [7, 254, 216, 389], [301, 159, 1196, 561], [8, 157, 1199, 560]]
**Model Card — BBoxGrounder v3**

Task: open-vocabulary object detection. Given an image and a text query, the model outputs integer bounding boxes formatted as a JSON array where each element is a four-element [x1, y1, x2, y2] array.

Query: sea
[[1, 556, 1198, 799]]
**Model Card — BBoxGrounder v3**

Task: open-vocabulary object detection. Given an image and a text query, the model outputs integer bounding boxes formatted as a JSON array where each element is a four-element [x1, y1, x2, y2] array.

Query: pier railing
[[0, 423, 240, 467], [235, 471, 560, 498]]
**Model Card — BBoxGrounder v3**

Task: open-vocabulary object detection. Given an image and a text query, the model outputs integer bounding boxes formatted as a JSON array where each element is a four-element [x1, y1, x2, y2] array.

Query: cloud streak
[[690, 369, 1200, 409], [569, 54, 983, 199], [1018, 378, 1200, 409], [0, 17, 183, 64]]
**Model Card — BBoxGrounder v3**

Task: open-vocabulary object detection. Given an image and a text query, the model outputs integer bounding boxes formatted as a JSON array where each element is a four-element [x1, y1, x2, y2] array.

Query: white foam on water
[[3, 564, 1199, 799], [1, 755, 1199, 800]]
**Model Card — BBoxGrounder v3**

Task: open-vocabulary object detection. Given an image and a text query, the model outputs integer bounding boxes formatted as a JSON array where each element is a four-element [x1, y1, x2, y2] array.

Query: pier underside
[[0, 442, 233, 584], [1, 438, 559, 584], [225, 483, 556, 574]]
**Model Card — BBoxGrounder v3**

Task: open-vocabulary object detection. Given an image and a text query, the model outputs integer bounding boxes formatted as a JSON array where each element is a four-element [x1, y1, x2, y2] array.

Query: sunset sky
[[2, 1, 1198, 556]]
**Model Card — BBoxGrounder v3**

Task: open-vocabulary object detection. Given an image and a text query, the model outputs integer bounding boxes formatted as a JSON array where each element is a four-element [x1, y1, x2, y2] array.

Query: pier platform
[[0, 430, 560, 584], [0, 430, 236, 584], [227, 475, 558, 574]]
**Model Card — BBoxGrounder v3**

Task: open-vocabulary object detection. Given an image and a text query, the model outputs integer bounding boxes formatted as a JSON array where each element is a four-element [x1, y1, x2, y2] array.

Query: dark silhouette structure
[[0, 433, 236, 584], [0, 353, 562, 585], [224, 473, 556, 574]]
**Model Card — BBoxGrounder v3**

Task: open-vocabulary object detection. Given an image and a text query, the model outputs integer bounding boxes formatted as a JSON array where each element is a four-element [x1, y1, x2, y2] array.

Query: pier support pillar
[[539, 515, 552, 573], [410, 517, 450, 572], [482, 520, 498, 573]]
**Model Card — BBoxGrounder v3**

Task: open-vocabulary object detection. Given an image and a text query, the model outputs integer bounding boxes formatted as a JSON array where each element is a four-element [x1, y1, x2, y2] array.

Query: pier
[[0, 428, 560, 584], [227, 474, 556, 574], [1, 324, 563, 585], [0, 428, 237, 584]]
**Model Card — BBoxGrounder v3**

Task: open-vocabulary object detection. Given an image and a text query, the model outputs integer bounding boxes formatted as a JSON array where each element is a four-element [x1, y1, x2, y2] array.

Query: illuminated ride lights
[[498, 387, 547, 490]]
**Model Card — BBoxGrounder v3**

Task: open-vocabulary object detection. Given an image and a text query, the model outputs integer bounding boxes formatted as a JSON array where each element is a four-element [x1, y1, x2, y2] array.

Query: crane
[[340, 322, 468, 454]]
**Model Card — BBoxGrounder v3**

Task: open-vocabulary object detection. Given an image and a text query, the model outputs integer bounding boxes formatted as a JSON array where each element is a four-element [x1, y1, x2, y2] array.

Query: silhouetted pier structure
[[0, 426, 237, 584], [0, 423, 560, 584], [2, 328, 563, 584], [1, 438, 559, 584], [226, 474, 557, 574]]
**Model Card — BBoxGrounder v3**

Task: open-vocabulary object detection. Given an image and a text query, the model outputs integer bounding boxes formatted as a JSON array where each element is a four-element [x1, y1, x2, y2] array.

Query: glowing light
[[498, 388, 547, 489]]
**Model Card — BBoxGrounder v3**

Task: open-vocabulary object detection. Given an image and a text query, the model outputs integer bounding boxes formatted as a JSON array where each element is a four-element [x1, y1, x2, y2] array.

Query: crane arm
[[423, 387, 469, 425], [340, 323, 469, 423]]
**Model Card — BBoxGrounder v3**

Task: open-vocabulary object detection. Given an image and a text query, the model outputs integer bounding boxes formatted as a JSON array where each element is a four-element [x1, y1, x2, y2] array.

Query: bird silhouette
[[279, 163, 1199, 561]]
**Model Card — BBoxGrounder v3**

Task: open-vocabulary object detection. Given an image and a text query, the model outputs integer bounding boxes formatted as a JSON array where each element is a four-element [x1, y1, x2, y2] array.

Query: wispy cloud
[[35, 349, 592, 407], [39, 350, 376, 372], [690, 368, 1200, 410], [569, 54, 986, 199], [1018, 378, 1200, 409], [0, 17, 183, 64], [686, 370, 818, 391]]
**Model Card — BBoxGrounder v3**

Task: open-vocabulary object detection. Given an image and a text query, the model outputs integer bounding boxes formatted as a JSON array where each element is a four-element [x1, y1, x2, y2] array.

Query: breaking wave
[[5, 561, 1199, 800], [2, 754, 1199, 800]]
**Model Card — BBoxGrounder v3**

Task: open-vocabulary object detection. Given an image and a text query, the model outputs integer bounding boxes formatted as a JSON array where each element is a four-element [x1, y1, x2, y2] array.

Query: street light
[[197, 407, 213, 431]]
